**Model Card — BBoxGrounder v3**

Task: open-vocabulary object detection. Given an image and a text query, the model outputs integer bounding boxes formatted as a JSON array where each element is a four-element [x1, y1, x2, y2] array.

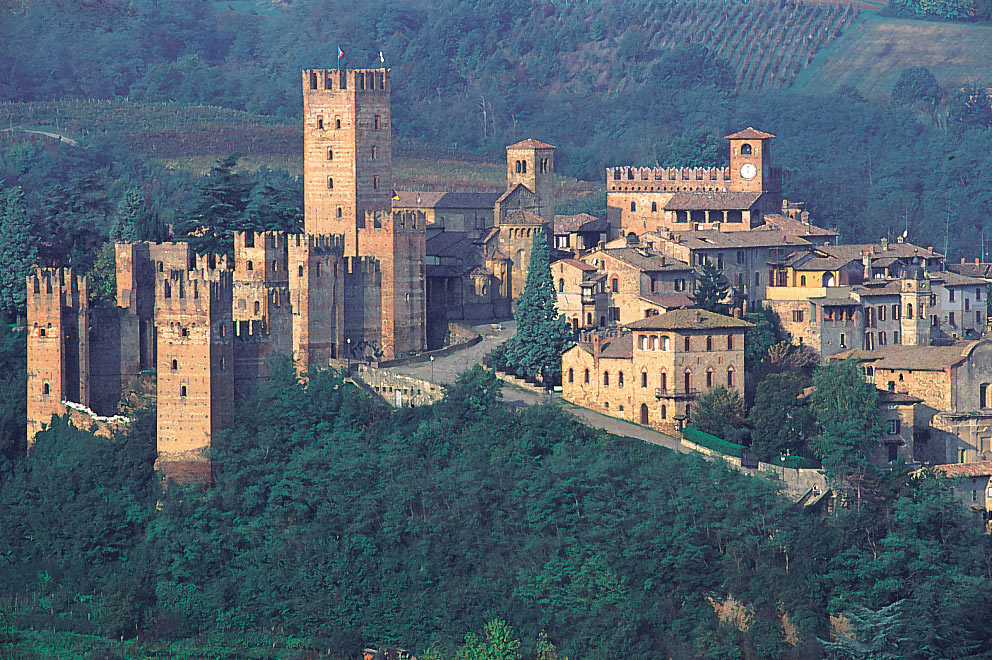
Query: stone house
[[561, 309, 751, 433], [552, 213, 609, 253], [929, 461, 992, 529]]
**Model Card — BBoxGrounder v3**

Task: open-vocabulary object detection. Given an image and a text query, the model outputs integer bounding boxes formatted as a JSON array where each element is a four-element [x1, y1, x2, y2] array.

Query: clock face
[[740, 163, 757, 180]]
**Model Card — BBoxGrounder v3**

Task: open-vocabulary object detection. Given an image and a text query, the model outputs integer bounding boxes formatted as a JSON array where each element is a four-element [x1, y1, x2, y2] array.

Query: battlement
[[27, 268, 87, 308], [606, 166, 732, 190], [156, 269, 233, 310], [194, 252, 230, 272], [303, 67, 390, 94], [234, 319, 268, 341], [361, 209, 426, 232], [288, 232, 345, 255], [344, 255, 380, 275]]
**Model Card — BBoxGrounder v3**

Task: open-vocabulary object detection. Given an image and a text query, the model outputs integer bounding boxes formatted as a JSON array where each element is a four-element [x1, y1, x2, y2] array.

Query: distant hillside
[[793, 14, 992, 100]]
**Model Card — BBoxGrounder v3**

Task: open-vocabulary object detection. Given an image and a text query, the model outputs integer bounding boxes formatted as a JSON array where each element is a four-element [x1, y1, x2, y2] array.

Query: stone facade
[[561, 309, 750, 434]]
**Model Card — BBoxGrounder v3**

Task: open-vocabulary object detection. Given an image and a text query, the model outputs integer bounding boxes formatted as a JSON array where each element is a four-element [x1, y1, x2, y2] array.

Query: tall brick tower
[[154, 269, 234, 484], [505, 139, 556, 224], [725, 127, 782, 214], [302, 68, 392, 253], [900, 264, 932, 347], [25, 268, 88, 443]]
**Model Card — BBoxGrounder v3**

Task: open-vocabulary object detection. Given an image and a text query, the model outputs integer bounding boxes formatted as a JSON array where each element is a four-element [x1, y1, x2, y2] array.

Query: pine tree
[[110, 189, 151, 242], [690, 262, 729, 314], [504, 231, 574, 386], [175, 154, 251, 256], [0, 186, 39, 322]]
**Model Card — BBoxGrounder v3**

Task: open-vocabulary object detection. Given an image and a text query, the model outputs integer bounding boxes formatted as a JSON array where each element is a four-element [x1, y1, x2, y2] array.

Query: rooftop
[[667, 230, 811, 250], [638, 293, 694, 309], [830, 340, 981, 371], [664, 191, 763, 211], [931, 461, 992, 479], [506, 138, 555, 150], [724, 127, 776, 140], [554, 258, 596, 272], [553, 213, 608, 234], [627, 308, 753, 331], [947, 261, 992, 279], [501, 209, 546, 226], [394, 191, 500, 209], [588, 246, 693, 272], [820, 241, 943, 262], [760, 213, 838, 238]]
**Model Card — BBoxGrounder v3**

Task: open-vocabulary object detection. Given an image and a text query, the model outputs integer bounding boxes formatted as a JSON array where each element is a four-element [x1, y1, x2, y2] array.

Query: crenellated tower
[[154, 268, 234, 484], [25, 268, 89, 443], [288, 233, 346, 367], [302, 68, 392, 252]]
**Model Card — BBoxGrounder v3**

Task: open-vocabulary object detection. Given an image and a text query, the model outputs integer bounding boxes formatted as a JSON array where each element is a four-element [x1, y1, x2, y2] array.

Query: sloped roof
[[394, 191, 499, 209], [724, 127, 776, 140], [929, 271, 988, 287], [506, 138, 555, 150], [830, 341, 980, 371], [664, 191, 763, 211], [554, 213, 608, 234], [626, 308, 753, 330], [821, 242, 942, 262], [671, 230, 811, 250], [947, 262, 992, 279], [496, 182, 534, 205], [592, 247, 692, 272], [502, 209, 546, 226], [932, 461, 992, 478], [760, 213, 838, 238], [638, 293, 694, 309], [554, 258, 596, 272]]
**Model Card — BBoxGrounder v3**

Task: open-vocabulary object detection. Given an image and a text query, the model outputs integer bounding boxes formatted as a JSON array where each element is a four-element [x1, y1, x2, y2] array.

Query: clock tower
[[726, 127, 777, 195]]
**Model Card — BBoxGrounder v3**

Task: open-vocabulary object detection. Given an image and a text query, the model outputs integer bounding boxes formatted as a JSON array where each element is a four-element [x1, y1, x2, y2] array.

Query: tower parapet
[[606, 166, 733, 191]]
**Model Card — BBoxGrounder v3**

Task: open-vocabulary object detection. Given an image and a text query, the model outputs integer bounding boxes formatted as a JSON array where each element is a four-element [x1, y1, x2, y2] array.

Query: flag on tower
[[337, 47, 344, 60], [391, 190, 400, 201], [379, 51, 385, 63], [416, 193, 422, 205], [902, 228, 909, 239]]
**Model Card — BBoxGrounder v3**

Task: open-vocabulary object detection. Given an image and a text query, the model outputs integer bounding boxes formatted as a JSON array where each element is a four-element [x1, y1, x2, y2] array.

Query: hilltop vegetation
[[1, 365, 991, 660]]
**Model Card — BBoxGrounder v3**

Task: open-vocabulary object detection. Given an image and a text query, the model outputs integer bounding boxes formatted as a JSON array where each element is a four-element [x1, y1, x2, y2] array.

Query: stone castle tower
[[302, 68, 425, 358], [505, 139, 555, 224], [726, 127, 782, 204]]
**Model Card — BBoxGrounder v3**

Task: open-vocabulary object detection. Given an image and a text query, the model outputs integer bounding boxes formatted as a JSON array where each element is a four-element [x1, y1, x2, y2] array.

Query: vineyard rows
[[637, 0, 861, 90]]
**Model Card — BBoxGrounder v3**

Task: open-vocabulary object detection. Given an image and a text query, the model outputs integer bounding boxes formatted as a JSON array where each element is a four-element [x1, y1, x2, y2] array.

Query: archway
[[640, 404, 649, 425]]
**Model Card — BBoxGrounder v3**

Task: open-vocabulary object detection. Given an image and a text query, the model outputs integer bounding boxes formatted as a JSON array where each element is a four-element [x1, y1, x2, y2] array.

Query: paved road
[[388, 323, 683, 453]]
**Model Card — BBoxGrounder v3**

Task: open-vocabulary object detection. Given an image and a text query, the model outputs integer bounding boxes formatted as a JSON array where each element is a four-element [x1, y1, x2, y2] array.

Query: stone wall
[[352, 364, 445, 407]]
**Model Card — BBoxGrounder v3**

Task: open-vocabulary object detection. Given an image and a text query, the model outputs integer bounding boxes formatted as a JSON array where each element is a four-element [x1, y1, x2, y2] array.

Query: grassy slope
[[792, 14, 992, 100], [0, 100, 598, 204]]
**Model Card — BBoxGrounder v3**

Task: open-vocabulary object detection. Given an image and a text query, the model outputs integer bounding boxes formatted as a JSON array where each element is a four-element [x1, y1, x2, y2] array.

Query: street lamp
[[346, 337, 351, 372], [429, 355, 435, 383]]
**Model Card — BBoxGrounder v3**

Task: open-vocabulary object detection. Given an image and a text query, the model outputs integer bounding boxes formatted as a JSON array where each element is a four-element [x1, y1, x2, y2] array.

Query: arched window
[[336, 207, 343, 218], [662, 335, 670, 351], [618, 371, 624, 388], [611, 277, 619, 293], [641, 372, 648, 388], [603, 372, 610, 386], [584, 369, 590, 384], [741, 144, 752, 155], [727, 368, 735, 387], [660, 371, 668, 391], [586, 313, 592, 326], [706, 335, 713, 351], [706, 369, 714, 388], [907, 303, 913, 319], [568, 368, 574, 383], [640, 404, 649, 425], [247, 261, 253, 271], [43, 383, 50, 395], [515, 161, 521, 173], [661, 405, 667, 419], [822, 272, 835, 287], [335, 118, 341, 129], [800, 275, 806, 286], [684, 370, 691, 393], [558, 278, 565, 292], [317, 116, 324, 130], [327, 148, 333, 160], [684, 336, 691, 351], [180, 385, 187, 397], [327, 177, 334, 190], [171, 359, 178, 371], [650, 336, 658, 350], [521, 160, 527, 173], [651, 201, 658, 212], [630, 201, 636, 212]]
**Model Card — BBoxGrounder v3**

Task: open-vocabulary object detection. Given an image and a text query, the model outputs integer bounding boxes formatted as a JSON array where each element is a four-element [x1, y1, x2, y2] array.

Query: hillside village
[[23, 66, 992, 528]]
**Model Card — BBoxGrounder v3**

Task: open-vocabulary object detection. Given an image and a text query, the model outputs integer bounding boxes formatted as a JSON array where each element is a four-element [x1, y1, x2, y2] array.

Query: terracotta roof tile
[[554, 258, 596, 272], [627, 308, 753, 330], [664, 191, 763, 211], [829, 340, 980, 371], [506, 138, 555, 150], [724, 127, 776, 140], [502, 209, 546, 226], [932, 461, 992, 478]]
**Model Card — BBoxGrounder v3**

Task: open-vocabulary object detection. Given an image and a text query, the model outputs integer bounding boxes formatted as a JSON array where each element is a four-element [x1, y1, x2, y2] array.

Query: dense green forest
[[2, 363, 992, 660]]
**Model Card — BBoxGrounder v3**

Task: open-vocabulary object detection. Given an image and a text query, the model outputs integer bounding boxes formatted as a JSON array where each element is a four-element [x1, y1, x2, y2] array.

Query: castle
[[26, 67, 559, 482]]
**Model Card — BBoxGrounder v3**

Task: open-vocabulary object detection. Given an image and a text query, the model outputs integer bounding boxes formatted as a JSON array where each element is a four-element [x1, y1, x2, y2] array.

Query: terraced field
[[793, 14, 992, 100]]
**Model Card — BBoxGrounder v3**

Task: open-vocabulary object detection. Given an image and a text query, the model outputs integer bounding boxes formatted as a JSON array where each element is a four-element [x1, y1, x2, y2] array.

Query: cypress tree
[[110, 189, 146, 242], [690, 262, 729, 314], [504, 231, 574, 385], [0, 186, 39, 322]]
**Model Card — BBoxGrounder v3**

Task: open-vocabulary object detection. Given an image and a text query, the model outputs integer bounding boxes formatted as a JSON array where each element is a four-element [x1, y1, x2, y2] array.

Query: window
[[879, 332, 887, 345], [741, 144, 752, 155], [618, 372, 624, 388], [661, 405, 667, 419], [374, 114, 381, 130], [317, 116, 324, 129], [521, 160, 527, 173], [220, 358, 225, 370], [949, 312, 956, 326], [650, 335, 658, 350], [568, 368, 574, 383], [272, 260, 278, 272], [254, 301, 260, 314], [675, 279, 685, 292], [755, 271, 760, 286], [181, 328, 189, 337], [840, 333, 846, 348], [373, 176, 380, 189], [611, 277, 619, 293], [879, 305, 886, 322], [42, 382, 50, 395], [171, 359, 178, 371], [638, 335, 646, 350], [894, 330, 900, 344], [888, 381, 895, 392], [327, 177, 334, 190], [792, 309, 804, 323], [298, 265, 304, 277], [887, 419, 901, 435], [604, 372, 610, 386], [980, 383, 990, 409], [584, 369, 590, 384], [684, 336, 690, 351], [180, 385, 187, 397], [558, 278, 565, 292], [641, 372, 648, 388], [662, 336, 670, 351], [727, 368, 735, 387], [630, 201, 636, 212], [684, 371, 691, 393], [965, 298, 970, 311], [727, 334, 734, 350], [660, 372, 668, 391], [706, 335, 713, 351], [717, 254, 724, 270], [949, 289, 955, 302], [335, 118, 341, 129], [736, 250, 745, 264], [309, 71, 318, 89], [706, 370, 713, 388], [337, 207, 343, 218], [371, 146, 377, 160], [651, 201, 657, 212]]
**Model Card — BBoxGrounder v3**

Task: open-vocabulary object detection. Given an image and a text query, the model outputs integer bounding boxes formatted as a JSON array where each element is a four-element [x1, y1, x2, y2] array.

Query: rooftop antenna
[[943, 212, 949, 272]]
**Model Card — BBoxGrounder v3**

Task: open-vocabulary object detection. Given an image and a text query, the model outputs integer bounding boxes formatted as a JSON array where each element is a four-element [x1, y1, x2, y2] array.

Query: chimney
[[660, 256, 666, 266], [927, 246, 933, 253], [961, 258, 966, 264], [592, 332, 602, 355], [862, 252, 872, 281], [695, 310, 703, 323], [896, 235, 905, 244], [977, 258, 981, 264], [800, 210, 810, 225], [880, 238, 888, 252]]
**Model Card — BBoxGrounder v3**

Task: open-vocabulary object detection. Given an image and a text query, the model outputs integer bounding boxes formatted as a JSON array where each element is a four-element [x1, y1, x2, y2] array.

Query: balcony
[[655, 388, 700, 399]]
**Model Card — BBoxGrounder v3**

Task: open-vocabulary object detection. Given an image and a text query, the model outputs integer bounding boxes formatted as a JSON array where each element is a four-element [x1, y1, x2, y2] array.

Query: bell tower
[[302, 68, 392, 254], [505, 139, 556, 224], [726, 127, 777, 194]]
